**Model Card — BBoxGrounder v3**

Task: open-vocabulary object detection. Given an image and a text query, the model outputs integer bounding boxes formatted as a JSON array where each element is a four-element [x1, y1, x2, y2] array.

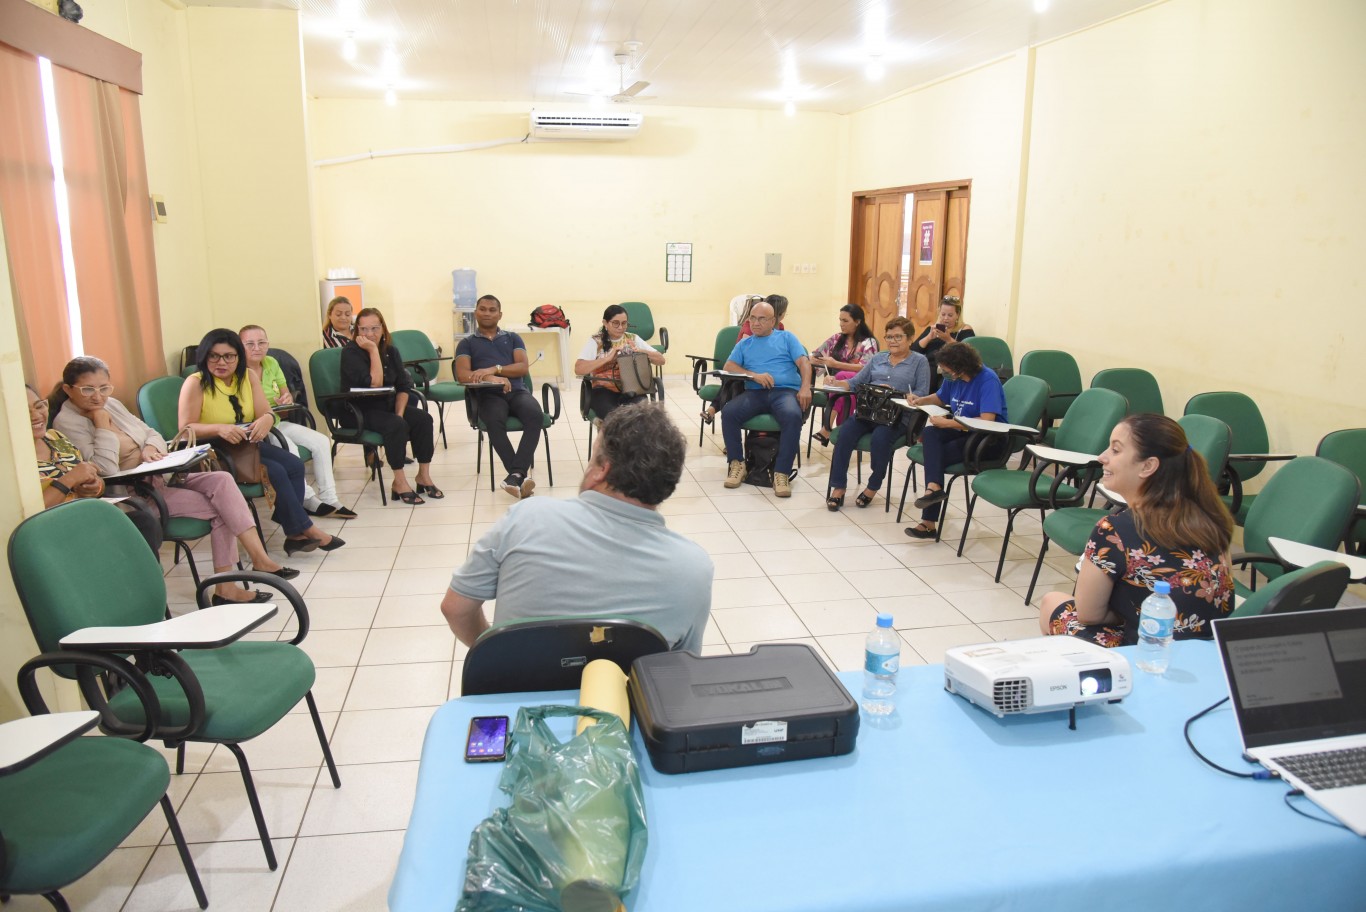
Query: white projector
[[943, 637, 1132, 718]]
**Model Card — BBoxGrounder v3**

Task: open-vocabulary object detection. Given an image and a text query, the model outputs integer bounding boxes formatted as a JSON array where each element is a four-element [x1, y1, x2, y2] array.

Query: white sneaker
[[773, 473, 792, 498], [520, 474, 536, 498], [724, 460, 746, 489]]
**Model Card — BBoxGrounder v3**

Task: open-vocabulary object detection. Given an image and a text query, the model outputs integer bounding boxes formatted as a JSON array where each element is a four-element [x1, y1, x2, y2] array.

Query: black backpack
[[529, 305, 570, 329], [743, 430, 780, 487]]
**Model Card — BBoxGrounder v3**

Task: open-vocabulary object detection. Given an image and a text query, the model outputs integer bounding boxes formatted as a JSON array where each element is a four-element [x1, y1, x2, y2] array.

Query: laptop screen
[[1213, 606, 1366, 750]]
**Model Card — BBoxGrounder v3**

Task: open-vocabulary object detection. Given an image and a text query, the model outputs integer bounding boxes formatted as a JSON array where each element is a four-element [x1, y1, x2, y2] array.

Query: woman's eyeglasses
[[76, 385, 114, 396], [207, 352, 239, 364], [883, 334, 906, 342]]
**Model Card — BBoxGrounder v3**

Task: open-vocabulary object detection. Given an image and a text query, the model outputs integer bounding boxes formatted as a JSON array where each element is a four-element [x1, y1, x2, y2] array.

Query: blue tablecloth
[[389, 640, 1366, 911]]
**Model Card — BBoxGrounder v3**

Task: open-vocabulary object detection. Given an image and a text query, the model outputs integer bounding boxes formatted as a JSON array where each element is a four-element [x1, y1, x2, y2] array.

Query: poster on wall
[[918, 221, 934, 265], [666, 242, 693, 282]]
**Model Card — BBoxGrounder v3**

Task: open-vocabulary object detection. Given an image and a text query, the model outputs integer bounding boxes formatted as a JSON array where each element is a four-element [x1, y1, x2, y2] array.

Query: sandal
[[905, 522, 937, 540], [812, 429, 831, 447], [855, 490, 875, 508], [826, 491, 845, 512], [416, 483, 445, 500], [700, 407, 715, 426], [391, 486, 425, 505]]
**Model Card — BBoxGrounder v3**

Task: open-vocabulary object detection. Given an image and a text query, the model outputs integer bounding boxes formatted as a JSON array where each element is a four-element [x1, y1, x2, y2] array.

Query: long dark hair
[[838, 303, 873, 356], [1123, 413, 1233, 557], [195, 328, 247, 396], [596, 304, 628, 352], [49, 355, 110, 413]]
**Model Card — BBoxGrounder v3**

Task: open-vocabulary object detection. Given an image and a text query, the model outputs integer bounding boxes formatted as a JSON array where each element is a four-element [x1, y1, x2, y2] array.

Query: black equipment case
[[628, 644, 859, 774]]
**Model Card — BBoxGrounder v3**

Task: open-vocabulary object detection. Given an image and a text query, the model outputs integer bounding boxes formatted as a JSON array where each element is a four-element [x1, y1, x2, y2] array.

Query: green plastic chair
[[965, 336, 1014, 380], [7, 499, 340, 871], [1229, 561, 1350, 618], [1022, 414, 1233, 604], [1091, 368, 1164, 416], [687, 326, 741, 446], [462, 617, 668, 696], [464, 371, 560, 491], [1234, 456, 1360, 596], [963, 387, 1127, 582], [1183, 391, 1287, 525], [0, 711, 207, 910], [1019, 350, 1082, 431], [308, 347, 393, 505], [1316, 428, 1366, 555], [896, 374, 1050, 533], [620, 302, 668, 400], [390, 329, 466, 449]]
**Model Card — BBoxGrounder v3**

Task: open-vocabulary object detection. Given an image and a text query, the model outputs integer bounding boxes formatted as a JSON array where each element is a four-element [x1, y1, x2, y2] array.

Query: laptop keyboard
[[1276, 746, 1366, 790]]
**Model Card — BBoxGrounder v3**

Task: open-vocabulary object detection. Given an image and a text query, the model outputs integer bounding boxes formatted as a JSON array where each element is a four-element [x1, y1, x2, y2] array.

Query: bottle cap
[[876, 613, 893, 628], [1153, 581, 1172, 595]]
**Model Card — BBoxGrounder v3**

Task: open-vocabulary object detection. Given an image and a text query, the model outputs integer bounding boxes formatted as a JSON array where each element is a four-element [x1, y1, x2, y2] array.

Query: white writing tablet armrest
[[60, 603, 277, 651], [0, 711, 100, 775], [1025, 444, 1100, 467]]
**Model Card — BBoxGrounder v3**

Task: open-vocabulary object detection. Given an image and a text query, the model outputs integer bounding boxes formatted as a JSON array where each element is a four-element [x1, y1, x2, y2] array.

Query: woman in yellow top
[[178, 328, 344, 556]]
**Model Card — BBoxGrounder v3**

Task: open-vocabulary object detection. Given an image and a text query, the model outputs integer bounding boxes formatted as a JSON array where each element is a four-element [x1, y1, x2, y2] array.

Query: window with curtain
[[0, 23, 164, 397]]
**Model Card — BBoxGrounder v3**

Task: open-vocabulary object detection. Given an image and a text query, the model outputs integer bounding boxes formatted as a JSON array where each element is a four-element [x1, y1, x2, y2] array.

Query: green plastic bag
[[457, 704, 648, 912]]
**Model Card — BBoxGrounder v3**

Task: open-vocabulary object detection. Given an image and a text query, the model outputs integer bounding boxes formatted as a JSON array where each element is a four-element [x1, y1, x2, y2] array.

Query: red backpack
[[529, 305, 570, 329]]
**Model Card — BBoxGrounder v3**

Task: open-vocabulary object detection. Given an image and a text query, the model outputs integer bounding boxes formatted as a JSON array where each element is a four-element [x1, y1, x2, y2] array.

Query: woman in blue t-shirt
[[902, 342, 1007, 539]]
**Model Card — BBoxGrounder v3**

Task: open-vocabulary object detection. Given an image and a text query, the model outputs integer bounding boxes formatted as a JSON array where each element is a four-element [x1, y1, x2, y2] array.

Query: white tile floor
[[21, 382, 1364, 911]]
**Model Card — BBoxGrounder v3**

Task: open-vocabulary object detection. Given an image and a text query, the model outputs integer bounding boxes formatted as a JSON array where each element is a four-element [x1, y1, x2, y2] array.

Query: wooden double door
[[848, 182, 970, 343]]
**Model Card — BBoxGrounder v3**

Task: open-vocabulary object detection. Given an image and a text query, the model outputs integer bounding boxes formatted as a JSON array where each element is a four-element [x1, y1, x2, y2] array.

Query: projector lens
[[1079, 668, 1112, 695]]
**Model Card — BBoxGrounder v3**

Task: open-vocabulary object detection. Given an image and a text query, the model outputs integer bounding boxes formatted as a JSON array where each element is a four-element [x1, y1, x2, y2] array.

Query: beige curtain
[[0, 41, 74, 390], [52, 64, 164, 394]]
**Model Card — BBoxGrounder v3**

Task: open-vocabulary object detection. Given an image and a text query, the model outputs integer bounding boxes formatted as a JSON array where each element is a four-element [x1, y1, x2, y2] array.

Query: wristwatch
[[494, 364, 503, 376]]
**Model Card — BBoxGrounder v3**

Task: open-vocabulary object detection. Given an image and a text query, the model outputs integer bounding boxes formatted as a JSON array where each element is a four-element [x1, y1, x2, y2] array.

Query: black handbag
[[853, 384, 902, 427]]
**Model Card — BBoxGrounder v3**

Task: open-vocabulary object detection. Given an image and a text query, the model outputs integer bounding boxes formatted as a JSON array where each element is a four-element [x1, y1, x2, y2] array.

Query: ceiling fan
[[568, 41, 655, 103]]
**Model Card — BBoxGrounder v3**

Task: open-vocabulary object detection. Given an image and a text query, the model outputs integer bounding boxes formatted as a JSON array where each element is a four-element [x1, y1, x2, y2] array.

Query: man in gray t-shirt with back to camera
[[440, 401, 713, 652]]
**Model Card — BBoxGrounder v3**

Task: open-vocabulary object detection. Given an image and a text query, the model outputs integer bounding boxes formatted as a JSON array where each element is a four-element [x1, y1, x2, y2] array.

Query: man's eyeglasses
[[76, 385, 114, 396], [207, 352, 238, 364], [750, 315, 776, 323]]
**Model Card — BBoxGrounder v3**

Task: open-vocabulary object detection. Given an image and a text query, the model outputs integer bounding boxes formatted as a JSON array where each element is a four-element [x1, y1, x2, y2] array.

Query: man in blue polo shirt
[[455, 294, 545, 498], [719, 301, 812, 497]]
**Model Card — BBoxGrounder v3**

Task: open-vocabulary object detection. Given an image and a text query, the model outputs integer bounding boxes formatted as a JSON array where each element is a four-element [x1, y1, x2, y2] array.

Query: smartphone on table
[[464, 715, 509, 762]]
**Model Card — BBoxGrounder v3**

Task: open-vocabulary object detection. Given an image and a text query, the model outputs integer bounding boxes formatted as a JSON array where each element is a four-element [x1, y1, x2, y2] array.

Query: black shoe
[[261, 566, 300, 581], [284, 536, 321, 556], [210, 590, 272, 606], [308, 503, 337, 517], [318, 536, 346, 552], [332, 505, 359, 519], [905, 523, 937, 540], [502, 473, 524, 498], [913, 489, 948, 510]]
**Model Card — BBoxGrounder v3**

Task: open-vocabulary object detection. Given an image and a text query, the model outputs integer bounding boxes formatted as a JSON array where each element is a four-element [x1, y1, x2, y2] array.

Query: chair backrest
[[1091, 368, 1163, 416], [390, 329, 440, 388], [1001, 374, 1049, 452], [1183, 391, 1271, 484], [620, 302, 655, 341], [713, 325, 741, 364], [460, 617, 670, 696], [1243, 456, 1361, 581], [1176, 414, 1233, 485], [136, 375, 186, 439], [965, 336, 1014, 378], [268, 347, 309, 409], [1053, 387, 1128, 456], [1229, 561, 1350, 618], [1019, 350, 1082, 419], [1316, 429, 1366, 490], [8, 500, 167, 661]]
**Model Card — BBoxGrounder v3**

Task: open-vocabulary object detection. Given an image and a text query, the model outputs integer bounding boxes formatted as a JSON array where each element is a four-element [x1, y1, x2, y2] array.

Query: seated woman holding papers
[[180, 329, 343, 556], [903, 342, 1007, 539], [340, 307, 440, 505], [1039, 414, 1234, 647], [824, 317, 929, 510], [54, 356, 299, 601]]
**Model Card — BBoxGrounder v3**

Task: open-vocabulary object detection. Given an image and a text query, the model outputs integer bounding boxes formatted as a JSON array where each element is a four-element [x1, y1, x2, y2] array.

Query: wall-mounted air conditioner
[[529, 109, 643, 141]]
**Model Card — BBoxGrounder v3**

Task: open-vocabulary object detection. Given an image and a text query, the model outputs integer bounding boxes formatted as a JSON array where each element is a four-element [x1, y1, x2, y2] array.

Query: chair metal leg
[[161, 794, 209, 909], [994, 509, 1020, 582], [223, 742, 277, 870], [40, 891, 70, 912], [306, 691, 341, 788], [175, 742, 186, 775], [436, 403, 447, 449], [1026, 534, 1051, 605], [957, 494, 980, 557], [896, 459, 914, 523], [177, 542, 201, 588], [544, 435, 554, 487], [486, 437, 495, 492]]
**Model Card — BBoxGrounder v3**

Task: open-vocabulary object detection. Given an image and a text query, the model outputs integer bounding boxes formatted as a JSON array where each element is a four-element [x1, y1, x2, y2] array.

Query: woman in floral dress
[[1039, 413, 1235, 647]]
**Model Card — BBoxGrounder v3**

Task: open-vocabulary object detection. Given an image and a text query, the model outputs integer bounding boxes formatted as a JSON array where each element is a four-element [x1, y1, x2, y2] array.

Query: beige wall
[[308, 101, 844, 367]]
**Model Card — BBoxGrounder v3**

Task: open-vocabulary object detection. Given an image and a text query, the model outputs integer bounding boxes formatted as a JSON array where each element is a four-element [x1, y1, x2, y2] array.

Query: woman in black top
[[912, 295, 975, 392], [340, 308, 442, 504]]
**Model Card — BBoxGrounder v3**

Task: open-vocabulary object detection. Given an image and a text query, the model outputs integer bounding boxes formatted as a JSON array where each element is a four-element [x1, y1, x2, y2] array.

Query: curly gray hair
[[596, 402, 686, 506]]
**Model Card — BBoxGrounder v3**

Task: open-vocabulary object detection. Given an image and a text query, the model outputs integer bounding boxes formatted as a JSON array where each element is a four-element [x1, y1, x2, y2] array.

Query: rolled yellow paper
[[577, 658, 630, 735]]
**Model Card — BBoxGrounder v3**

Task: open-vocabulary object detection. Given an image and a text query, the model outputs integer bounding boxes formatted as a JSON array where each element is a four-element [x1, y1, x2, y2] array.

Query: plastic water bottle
[[862, 613, 900, 714], [1135, 581, 1176, 674]]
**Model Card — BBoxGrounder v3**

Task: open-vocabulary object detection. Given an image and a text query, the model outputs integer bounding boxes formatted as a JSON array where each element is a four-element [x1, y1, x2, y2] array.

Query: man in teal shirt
[[719, 301, 812, 497]]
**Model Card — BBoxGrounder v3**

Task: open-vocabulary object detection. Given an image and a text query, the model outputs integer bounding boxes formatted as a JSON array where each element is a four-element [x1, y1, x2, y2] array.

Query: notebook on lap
[[1213, 606, 1366, 836]]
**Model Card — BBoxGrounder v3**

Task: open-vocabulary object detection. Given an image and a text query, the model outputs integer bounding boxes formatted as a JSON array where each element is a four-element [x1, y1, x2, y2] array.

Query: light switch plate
[[765, 253, 782, 276]]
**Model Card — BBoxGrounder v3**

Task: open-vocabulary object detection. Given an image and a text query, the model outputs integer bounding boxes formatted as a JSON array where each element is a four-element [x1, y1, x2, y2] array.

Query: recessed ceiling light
[[784, 100, 795, 117], [341, 35, 356, 62], [865, 59, 885, 81], [384, 87, 397, 106], [1033, 0, 1050, 12]]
